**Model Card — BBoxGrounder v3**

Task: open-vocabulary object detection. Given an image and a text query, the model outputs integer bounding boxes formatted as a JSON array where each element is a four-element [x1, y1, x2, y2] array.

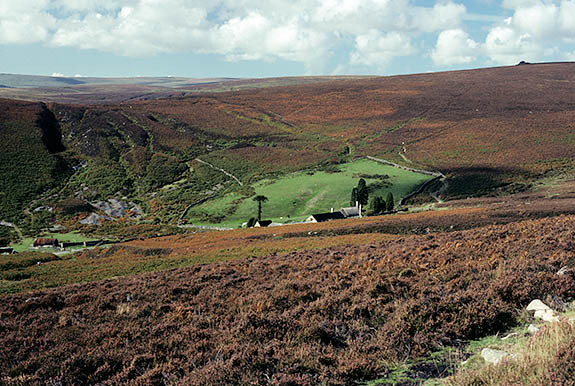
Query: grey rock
[[80, 213, 110, 225], [534, 309, 560, 322], [526, 299, 552, 312], [481, 348, 516, 365], [34, 206, 54, 212], [91, 199, 142, 218], [527, 324, 540, 334]]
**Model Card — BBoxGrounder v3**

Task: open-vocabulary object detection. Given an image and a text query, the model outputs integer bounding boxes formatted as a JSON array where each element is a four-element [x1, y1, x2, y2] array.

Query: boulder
[[527, 299, 560, 322], [79, 213, 110, 225], [526, 299, 552, 312], [481, 348, 515, 365], [527, 324, 540, 334]]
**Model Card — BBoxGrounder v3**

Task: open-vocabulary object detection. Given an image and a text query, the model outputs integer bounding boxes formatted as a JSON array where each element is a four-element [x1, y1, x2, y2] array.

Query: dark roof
[[33, 238, 58, 245], [255, 220, 273, 227], [309, 212, 345, 222]]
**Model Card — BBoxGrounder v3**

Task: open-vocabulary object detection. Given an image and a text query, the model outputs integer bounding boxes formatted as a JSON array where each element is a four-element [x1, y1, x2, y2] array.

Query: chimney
[[359, 204, 362, 218], [331, 208, 334, 213], [355, 200, 359, 208]]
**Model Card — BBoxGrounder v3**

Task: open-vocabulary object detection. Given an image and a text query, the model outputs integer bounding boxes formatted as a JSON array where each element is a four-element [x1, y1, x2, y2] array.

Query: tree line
[[350, 178, 394, 215]]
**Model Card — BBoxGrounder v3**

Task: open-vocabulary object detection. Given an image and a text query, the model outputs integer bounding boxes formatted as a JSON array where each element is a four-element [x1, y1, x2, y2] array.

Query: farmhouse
[[306, 211, 345, 223], [33, 238, 59, 248], [254, 220, 273, 227], [306, 205, 362, 223]]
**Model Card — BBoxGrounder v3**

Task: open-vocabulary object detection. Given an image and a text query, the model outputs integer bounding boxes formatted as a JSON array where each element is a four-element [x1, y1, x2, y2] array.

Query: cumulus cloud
[[350, 30, 414, 68], [0, 0, 56, 44], [0, 0, 472, 73], [2, 0, 574, 74], [512, 2, 558, 38], [481, 0, 575, 65], [484, 25, 541, 64], [431, 29, 478, 66]]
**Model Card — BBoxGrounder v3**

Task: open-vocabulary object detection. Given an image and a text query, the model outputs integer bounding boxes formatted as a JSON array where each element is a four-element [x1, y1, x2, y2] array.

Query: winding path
[[194, 158, 243, 187], [366, 156, 444, 178], [177, 159, 243, 227]]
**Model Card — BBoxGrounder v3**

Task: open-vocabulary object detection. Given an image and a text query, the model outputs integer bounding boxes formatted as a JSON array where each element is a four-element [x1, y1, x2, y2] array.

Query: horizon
[[4, 61, 572, 82]]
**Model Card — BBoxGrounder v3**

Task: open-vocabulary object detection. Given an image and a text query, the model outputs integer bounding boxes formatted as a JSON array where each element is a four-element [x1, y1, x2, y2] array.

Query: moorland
[[1, 63, 575, 385]]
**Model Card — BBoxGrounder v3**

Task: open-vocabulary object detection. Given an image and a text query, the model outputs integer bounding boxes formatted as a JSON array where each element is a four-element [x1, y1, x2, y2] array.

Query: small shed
[[306, 212, 345, 223], [254, 220, 273, 228], [33, 238, 59, 248], [0, 247, 14, 255]]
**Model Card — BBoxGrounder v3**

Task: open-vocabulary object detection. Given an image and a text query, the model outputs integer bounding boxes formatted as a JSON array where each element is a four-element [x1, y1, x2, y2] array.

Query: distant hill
[[0, 73, 238, 89], [1, 63, 574, 234]]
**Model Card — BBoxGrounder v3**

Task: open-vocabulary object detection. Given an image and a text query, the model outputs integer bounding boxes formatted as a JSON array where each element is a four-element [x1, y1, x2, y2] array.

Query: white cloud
[[431, 29, 478, 66], [351, 30, 414, 68], [480, 0, 575, 65], [4, 0, 463, 73], [0, 0, 55, 44], [415, 2, 466, 33], [559, 0, 575, 34], [3, 0, 575, 74], [51, 72, 65, 77], [484, 25, 540, 64], [512, 2, 558, 38]]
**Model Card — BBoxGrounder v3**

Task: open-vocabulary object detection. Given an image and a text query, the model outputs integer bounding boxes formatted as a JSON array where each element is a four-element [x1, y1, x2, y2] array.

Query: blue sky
[[1, 0, 574, 78]]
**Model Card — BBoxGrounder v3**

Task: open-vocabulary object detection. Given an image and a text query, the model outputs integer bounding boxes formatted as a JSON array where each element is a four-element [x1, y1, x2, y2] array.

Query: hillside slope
[[1, 63, 574, 233], [2, 211, 574, 384]]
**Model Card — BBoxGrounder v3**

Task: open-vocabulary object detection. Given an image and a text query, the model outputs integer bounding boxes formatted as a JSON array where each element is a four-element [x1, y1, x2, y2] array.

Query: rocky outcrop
[[91, 199, 142, 218]]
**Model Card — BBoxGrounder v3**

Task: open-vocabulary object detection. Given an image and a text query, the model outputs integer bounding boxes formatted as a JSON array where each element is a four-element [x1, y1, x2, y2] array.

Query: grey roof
[[339, 207, 360, 217]]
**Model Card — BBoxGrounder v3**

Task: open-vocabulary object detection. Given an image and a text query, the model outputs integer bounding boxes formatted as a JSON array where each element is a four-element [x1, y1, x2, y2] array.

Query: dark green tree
[[370, 196, 386, 214], [386, 192, 394, 212], [350, 187, 358, 206], [252, 195, 268, 221], [246, 217, 257, 228], [357, 178, 369, 206]]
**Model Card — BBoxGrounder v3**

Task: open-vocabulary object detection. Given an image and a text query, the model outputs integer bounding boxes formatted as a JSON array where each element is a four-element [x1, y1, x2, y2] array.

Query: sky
[[1, 0, 574, 78]]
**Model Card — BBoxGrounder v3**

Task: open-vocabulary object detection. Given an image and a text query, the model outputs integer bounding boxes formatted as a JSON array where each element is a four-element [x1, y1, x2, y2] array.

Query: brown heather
[[1, 214, 575, 385]]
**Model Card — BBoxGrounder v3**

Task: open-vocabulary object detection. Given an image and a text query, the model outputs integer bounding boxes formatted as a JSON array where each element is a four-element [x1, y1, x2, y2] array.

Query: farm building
[[254, 220, 273, 227], [0, 247, 14, 255], [33, 238, 59, 248], [61, 241, 84, 249], [339, 206, 361, 218], [84, 240, 103, 247], [306, 212, 345, 223]]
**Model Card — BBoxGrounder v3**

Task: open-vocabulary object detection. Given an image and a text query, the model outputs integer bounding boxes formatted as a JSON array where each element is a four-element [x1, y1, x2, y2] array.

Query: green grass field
[[9, 232, 95, 252], [185, 158, 433, 227]]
